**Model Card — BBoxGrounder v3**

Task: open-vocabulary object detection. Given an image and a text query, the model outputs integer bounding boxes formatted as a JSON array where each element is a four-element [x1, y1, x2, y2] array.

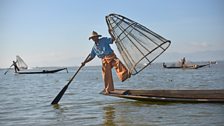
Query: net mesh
[[16, 55, 28, 69], [105, 13, 171, 75]]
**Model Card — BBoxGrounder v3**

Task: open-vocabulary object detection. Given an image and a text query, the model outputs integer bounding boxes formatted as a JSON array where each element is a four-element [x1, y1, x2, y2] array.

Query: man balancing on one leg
[[82, 30, 131, 94]]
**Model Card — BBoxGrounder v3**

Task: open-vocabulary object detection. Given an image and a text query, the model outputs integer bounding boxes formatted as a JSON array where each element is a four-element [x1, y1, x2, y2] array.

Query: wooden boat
[[7, 56, 68, 74], [163, 63, 210, 69], [162, 57, 212, 69], [101, 89, 224, 103], [17, 68, 68, 74]]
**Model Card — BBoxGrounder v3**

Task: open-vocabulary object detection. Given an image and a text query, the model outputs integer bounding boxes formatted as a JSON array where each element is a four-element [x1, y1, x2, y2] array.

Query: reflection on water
[[103, 105, 116, 126], [52, 104, 67, 126], [52, 104, 62, 110], [101, 101, 224, 126]]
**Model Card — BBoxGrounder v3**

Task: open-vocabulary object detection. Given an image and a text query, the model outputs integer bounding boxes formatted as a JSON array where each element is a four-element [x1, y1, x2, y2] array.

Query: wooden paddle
[[51, 55, 90, 105], [4, 64, 13, 75]]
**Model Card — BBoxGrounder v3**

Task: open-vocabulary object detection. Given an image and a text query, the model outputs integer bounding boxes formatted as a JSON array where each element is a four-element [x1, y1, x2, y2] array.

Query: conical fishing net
[[16, 55, 28, 69], [105, 13, 171, 75]]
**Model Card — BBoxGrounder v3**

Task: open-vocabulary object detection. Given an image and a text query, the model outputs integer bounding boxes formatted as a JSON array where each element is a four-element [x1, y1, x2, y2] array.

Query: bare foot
[[104, 91, 110, 95]]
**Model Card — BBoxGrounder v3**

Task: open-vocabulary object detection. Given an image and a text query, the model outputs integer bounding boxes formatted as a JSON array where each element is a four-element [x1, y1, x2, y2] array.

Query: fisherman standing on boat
[[82, 30, 130, 94], [12, 61, 20, 73], [181, 57, 186, 68]]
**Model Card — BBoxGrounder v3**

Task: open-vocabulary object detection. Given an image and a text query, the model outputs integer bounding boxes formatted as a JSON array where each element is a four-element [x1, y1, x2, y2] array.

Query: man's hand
[[81, 62, 86, 67], [108, 29, 113, 33]]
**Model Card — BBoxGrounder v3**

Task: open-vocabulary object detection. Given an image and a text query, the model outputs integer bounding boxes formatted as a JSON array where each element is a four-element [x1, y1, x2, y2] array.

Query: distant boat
[[101, 89, 224, 103], [163, 63, 210, 69], [162, 57, 211, 69], [209, 61, 217, 64], [12, 55, 68, 74], [16, 68, 68, 74]]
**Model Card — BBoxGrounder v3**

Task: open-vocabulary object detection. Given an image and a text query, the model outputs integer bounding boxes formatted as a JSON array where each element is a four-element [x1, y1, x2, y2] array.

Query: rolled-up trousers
[[101, 53, 129, 92]]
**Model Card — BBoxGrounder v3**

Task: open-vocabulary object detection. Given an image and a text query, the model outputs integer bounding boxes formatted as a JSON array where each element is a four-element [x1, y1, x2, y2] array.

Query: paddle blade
[[51, 84, 69, 105], [4, 71, 8, 75], [4, 64, 13, 75]]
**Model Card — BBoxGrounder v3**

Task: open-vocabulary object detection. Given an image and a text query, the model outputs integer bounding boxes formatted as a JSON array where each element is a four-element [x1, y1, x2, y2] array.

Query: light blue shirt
[[90, 37, 114, 59]]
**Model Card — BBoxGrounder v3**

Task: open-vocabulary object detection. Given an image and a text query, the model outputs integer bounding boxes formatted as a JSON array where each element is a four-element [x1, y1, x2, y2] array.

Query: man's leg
[[102, 61, 114, 94], [112, 58, 130, 82]]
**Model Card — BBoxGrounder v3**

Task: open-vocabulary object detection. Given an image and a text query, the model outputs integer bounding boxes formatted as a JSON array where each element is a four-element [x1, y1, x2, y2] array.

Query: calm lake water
[[0, 62, 224, 126]]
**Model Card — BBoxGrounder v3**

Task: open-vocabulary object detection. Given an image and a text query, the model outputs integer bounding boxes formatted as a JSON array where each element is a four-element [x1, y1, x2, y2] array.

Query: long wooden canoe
[[163, 63, 210, 69], [17, 68, 68, 74], [101, 89, 224, 103]]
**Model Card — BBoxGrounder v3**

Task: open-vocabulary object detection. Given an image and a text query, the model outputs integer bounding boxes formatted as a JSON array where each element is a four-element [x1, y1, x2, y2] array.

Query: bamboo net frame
[[105, 13, 171, 75]]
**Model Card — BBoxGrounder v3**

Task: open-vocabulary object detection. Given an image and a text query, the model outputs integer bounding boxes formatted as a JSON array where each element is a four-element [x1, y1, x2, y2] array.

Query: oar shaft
[[51, 55, 90, 105], [67, 64, 83, 86], [4, 64, 13, 75], [51, 65, 83, 105]]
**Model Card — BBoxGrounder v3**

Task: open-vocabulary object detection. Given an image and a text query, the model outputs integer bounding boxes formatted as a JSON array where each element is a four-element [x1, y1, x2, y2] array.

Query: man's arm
[[81, 54, 94, 66]]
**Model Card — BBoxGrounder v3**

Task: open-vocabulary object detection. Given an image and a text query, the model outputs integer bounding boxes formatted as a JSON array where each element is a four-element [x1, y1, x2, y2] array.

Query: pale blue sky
[[1, 0, 224, 68]]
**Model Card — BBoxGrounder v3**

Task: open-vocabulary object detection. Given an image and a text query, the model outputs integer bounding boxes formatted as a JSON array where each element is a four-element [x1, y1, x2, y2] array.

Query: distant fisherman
[[82, 30, 130, 94], [181, 57, 186, 68], [12, 61, 20, 73]]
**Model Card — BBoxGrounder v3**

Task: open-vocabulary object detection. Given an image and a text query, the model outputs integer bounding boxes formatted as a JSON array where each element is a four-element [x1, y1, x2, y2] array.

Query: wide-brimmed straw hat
[[89, 31, 102, 40]]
